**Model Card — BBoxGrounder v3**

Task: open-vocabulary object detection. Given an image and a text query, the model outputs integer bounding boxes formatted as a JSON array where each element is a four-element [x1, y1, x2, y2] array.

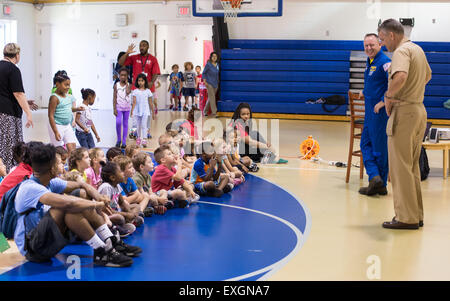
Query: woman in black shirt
[[0, 43, 34, 171]]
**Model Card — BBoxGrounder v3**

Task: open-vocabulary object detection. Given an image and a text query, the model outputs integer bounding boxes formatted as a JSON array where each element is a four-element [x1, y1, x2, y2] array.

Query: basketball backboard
[[193, 0, 282, 17]]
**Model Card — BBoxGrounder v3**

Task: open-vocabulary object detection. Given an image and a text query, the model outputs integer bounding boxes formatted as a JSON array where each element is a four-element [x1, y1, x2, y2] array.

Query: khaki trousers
[[386, 103, 427, 224], [204, 82, 218, 115]]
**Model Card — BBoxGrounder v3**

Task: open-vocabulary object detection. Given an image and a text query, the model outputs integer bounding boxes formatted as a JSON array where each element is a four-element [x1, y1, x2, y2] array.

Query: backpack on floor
[[0, 176, 32, 239], [322, 95, 346, 113], [419, 147, 430, 181]]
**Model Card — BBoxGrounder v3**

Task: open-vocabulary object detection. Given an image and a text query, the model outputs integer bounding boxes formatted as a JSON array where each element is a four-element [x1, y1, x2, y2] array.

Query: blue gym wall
[[218, 39, 450, 120]]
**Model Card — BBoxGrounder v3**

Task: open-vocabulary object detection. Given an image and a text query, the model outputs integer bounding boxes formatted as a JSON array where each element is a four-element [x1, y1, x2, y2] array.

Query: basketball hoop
[[220, 0, 242, 23]]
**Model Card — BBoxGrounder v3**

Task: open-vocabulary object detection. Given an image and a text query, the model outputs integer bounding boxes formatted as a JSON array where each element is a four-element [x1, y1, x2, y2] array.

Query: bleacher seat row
[[217, 39, 450, 120]]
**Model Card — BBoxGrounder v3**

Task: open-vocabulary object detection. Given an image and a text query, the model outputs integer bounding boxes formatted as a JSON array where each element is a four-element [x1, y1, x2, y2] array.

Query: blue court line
[[0, 174, 309, 281]]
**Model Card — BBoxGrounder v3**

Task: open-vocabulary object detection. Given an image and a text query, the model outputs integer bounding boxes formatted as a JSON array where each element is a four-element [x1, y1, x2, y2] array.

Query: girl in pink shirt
[[85, 148, 106, 189]]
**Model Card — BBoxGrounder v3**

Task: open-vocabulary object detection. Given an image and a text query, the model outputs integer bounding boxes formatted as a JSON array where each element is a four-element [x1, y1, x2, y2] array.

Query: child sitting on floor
[[158, 133, 190, 179], [214, 137, 245, 186], [85, 148, 106, 189], [151, 145, 199, 208], [55, 146, 68, 167], [68, 147, 91, 182], [190, 141, 233, 197], [125, 143, 141, 159], [132, 152, 168, 215], [98, 161, 143, 231], [113, 155, 153, 218], [106, 147, 123, 162]]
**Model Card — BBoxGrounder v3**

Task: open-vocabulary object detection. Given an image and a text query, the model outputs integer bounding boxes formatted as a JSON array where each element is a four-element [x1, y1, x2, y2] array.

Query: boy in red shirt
[[151, 145, 198, 208]]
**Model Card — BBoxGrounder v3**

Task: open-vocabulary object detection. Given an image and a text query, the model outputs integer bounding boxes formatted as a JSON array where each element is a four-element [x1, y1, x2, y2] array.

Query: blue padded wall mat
[[221, 60, 350, 72], [220, 39, 450, 119], [221, 49, 351, 61], [221, 81, 348, 93], [218, 101, 348, 115]]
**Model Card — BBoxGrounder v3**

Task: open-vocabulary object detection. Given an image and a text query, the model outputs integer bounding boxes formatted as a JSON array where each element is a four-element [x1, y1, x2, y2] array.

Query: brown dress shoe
[[382, 218, 419, 230]]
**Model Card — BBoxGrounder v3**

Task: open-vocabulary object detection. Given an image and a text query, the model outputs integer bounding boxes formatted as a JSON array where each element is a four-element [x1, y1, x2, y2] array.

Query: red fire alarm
[[3, 5, 11, 16], [132, 32, 138, 38]]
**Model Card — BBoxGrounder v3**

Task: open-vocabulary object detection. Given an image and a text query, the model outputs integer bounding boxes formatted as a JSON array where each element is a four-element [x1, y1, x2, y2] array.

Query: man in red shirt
[[118, 40, 161, 92]]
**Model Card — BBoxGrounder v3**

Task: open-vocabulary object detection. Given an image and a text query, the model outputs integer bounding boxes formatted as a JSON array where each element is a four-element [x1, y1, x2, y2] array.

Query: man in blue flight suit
[[359, 33, 391, 196]]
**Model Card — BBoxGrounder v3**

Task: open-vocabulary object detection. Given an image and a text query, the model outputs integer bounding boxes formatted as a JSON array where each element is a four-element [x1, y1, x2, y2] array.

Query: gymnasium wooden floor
[[1, 109, 449, 281]]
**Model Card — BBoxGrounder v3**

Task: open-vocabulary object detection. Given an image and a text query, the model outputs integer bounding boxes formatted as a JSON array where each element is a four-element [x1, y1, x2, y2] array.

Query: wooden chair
[[346, 91, 365, 183]]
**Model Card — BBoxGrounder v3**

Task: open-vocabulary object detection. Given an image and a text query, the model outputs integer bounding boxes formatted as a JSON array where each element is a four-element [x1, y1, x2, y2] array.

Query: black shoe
[[212, 188, 224, 198], [419, 220, 424, 227], [113, 239, 142, 257], [222, 184, 232, 194], [121, 143, 126, 149], [93, 247, 133, 267], [359, 176, 384, 196], [174, 199, 189, 208], [115, 141, 121, 148], [249, 163, 259, 172], [164, 200, 174, 210], [143, 206, 154, 217]]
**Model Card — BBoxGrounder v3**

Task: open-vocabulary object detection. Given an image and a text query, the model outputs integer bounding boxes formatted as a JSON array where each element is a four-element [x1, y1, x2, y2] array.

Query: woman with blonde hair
[[0, 43, 34, 171]]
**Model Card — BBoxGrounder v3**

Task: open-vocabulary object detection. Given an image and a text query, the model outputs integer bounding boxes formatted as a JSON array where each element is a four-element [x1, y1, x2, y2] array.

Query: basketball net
[[220, 0, 242, 23]]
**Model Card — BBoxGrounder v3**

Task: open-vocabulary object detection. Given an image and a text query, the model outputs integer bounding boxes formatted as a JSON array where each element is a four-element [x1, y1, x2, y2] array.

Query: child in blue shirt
[[190, 141, 232, 197], [168, 64, 183, 111], [113, 155, 153, 218]]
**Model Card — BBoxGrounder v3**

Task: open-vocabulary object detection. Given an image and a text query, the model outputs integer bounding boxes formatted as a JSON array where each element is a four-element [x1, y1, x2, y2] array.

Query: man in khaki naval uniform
[[377, 19, 432, 230]]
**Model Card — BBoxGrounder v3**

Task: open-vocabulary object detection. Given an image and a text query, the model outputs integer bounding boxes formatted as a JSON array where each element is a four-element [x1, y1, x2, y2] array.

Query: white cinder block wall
[[7, 0, 450, 109]]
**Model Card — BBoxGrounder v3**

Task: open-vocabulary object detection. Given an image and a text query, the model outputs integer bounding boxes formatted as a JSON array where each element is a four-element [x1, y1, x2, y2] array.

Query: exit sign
[[177, 5, 191, 18], [3, 5, 11, 16]]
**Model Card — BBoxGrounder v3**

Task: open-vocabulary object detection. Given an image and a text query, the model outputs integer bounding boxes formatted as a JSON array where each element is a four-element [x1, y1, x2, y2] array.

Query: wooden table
[[422, 141, 450, 179]]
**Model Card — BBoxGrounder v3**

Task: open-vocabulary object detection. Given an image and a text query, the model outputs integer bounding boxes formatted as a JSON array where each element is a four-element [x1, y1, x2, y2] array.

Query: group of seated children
[[0, 110, 260, 268]]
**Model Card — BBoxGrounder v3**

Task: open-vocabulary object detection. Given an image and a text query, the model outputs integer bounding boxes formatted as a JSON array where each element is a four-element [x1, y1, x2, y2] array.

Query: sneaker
[[173, 107, 178, 112], [147, 133, 152, 139], [249, 163, 259, 172], [164, 200, 175, 210], [183, 106, 188, 111], [121, 143, 126, 149], [143, 206, 154, 217], [116, 223, 136, 238], [169, 104, 173, 109], [133, 216, 144, 227], [187, 193, 200, 204], [115, 141, 121, 148], [113, 239, 142, 257], [174, 199, 189, 208], [211, 188, 224, 198], [233, 177, 243, 186], [93, 247, 133, 267], [154, 205, 167, 215], [223, 183, 234, 193], [141, 139, 148, 148], [136, 138, 141, 146], [276, 158, 288, 164]]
